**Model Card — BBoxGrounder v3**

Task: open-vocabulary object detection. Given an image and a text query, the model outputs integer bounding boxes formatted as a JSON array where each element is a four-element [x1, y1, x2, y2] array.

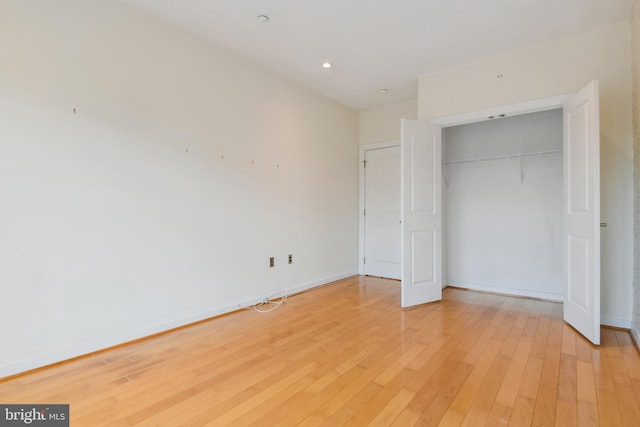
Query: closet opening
[[442, 109, 564, 301], [400, 80, 599, 343]]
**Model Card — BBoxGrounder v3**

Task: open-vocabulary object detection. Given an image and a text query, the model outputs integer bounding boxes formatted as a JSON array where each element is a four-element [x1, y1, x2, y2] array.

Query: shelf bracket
[[442, 164, 450, 188]]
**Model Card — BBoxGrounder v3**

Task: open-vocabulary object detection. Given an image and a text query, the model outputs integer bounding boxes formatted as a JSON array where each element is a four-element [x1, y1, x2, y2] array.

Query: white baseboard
[[601, 316, 632, 329], [0, 270, 358, 379], [447, 282, 633, 329], [447, 281, 563, 302], [235, 270, 359, 308]]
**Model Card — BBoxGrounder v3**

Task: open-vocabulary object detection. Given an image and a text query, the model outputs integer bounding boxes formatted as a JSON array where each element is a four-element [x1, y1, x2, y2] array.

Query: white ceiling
[[122, 0, 632, 111]]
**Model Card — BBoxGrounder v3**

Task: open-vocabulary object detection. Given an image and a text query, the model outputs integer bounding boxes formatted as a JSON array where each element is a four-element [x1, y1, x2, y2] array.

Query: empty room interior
[[1, 0, 640, 425]]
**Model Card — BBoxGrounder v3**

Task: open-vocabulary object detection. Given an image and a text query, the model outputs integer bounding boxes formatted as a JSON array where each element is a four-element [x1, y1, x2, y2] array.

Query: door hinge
[[363, 257, 366, 265], [364, 209, 366, 216], [363, 160, 367, 168]]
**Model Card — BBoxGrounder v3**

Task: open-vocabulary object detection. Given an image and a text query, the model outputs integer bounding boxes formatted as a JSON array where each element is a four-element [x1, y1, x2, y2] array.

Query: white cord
[[253, 289, 288, 313]]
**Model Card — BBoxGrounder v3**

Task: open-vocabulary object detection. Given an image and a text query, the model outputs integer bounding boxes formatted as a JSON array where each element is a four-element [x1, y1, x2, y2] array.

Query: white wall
[[358, 98, 418, 146], [443, 110, 564, 300], [420, 22, 633, 328], [632, 0, 640, 343], [0, 0, 359, 377]]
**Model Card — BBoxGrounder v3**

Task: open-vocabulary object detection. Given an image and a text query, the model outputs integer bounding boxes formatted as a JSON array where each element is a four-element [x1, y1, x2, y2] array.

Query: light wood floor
[[2, 276, 640, 426]]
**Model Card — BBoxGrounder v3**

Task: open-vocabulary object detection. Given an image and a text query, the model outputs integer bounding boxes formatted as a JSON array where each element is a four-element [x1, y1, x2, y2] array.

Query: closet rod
[[444, 149, 562, 166]]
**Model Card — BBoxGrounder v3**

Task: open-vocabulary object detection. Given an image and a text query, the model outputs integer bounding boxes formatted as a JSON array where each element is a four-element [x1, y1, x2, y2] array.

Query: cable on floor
[[253, 290, 288, 313]]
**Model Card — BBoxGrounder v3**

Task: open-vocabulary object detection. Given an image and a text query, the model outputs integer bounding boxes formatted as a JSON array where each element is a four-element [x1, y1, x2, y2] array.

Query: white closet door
[[364, 146, 401, 280], [401, 119, 442, 307], [563, 80, 600, 345]]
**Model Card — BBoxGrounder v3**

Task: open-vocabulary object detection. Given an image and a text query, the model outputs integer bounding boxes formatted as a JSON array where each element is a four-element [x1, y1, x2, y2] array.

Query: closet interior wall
[[442, 109, 564, 300]]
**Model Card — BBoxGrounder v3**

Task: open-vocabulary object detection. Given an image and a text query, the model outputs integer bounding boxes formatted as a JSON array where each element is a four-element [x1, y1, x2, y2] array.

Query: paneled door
[[364, 146, 401, 280], [400, 119, 442, 307], [563, 80, 601, 345]]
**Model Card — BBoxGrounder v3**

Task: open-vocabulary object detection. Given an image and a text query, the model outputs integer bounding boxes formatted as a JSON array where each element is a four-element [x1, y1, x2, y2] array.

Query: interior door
[[401, 119, 442, 307], [364, 146, 401, 280], [563, 80, 600, 345]]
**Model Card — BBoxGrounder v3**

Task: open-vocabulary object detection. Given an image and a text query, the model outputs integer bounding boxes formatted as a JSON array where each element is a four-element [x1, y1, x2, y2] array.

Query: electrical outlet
[[288, 254, 293, 264], [269, 257, 274, 268]]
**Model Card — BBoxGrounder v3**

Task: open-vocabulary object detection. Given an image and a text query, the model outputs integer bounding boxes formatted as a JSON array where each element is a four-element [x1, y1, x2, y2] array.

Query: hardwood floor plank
[[374, 344, 427, 385], [577, 359, 598, 404], [484, 402, 512, 426], [332, 376, 408, 426], [602, 328, 633, 386], [576, 333, 595, 364], [494, 336, 533, 407], [596, 390, 623, 427], [448, 340, 502, 414], [593, 345, 616, 394], [556, 352, 578, 425], [617, 331, 640, 381], [531, 315, 563, 427], [278, 365, 370, 426], [412, 362, 473, 426], [561, 324, 577, 356], [368, 388, 415, 426], [389, 406, 423, 426], [530, 315, 551, 360], [436, 409, 465, 427], [313, 381, 383, 427], [555, 400, 578, 427], [459, 354, 511, 426], [510, 395, 536, 427], [1, 276, 639, 426], [518, 356, 543, 400], [578, 401, 600, 426], [509, 356, 543, 426], [201, 362, 318, 426], [613, 382, 640, 427]]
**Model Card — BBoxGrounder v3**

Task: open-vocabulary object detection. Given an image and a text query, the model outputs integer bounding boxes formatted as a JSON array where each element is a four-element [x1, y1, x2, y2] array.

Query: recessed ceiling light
[[322, 62, 332, 69], [377, 88, 388, 94], [257, 14, 270, 23]]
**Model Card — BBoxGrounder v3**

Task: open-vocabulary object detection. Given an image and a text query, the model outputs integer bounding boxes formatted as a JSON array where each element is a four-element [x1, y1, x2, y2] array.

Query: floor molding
[[445, 284, 562, 303]]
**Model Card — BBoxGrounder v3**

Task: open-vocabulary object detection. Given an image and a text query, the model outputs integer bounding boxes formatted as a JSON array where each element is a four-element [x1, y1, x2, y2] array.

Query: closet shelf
[[444, 149, 562, 166]]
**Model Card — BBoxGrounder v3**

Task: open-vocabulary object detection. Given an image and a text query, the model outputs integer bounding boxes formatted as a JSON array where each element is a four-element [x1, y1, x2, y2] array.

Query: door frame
[[359, 141, 400, 275], [434, 89, 603, 345], [432, 94, 573, 289], [430, 94, 571, 127]]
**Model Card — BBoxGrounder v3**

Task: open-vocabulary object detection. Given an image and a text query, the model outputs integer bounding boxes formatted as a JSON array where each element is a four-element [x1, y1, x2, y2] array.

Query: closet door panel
[[401, 119, 442, 307], [563, 80, 600, 345]]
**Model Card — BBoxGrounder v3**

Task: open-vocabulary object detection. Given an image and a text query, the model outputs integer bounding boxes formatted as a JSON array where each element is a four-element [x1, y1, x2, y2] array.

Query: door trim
[[430, 94, 571, 128], [359, 141, 400, 275]]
